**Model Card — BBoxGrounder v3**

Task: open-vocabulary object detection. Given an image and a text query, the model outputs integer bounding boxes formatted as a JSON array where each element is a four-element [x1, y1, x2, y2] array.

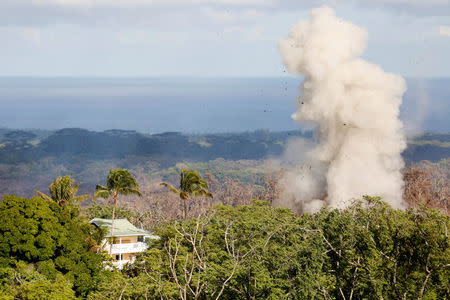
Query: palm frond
[[34, 190, 52, 201], [41, 175, 92, 206], [160, 182, 181, 196], [119, 187, 142, 197], [106, 168, 139, 190], [94, 187, 111, 200], [180, 191, 190, 200], [95, 184, 108, 190], [174, 168, 213, 219], [192, 189, 213, 198], [72, 194, 91, 203]]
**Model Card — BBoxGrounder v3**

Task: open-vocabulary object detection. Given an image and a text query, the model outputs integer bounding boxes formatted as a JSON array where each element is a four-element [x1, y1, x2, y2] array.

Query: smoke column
[[278, 7, 407, 212]]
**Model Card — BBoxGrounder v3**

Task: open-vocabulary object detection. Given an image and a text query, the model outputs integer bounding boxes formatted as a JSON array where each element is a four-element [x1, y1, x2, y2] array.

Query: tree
[[94, 168, 142, 238], [403, 163, 449, 213], [101, 200, 322, 299], [0, 262, 76, 300], [0, 195, 63, 265], [35, 175, 90, 207], [0, 195, 106, 297], [91, 199, 449, 299], [161, 169, 213, 219]]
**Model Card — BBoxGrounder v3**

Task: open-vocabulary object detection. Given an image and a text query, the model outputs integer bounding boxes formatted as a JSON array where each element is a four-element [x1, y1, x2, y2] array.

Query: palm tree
[[94, 168, 142, 238], [86, 225, 108, 254], [35, 175, 91, 207], [161, 169, 213, 219]]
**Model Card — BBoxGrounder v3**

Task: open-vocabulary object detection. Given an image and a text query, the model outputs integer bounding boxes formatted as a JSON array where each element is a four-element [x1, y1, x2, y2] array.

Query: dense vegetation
[[0, 128, 449, 197], [94, 198, 450, 299], [1, 128, 448, 165], [0, 129, 306, 165], [0, 195, 106, 298], [1, 193, 448, 299]]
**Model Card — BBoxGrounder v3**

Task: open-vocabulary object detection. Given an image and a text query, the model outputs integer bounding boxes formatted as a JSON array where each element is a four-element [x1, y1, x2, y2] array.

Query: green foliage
[[161, 168, 212, 200], [0, 195, 63, 264], [0, 195, 106, 297], [35, 175, 91, 207], [161, 168, 212, 219], [94, 168, 142, 200], [1, 178, 449, 299], [0, 262, 76, 300], [302, 197, 449, 299], [94, 168, 142, 238], [86, 270, 162, 300], [0, 129, 448, 197], [0, 129, 313, 196], [92, 199, 449, 299], [167, 159, 267, 185]]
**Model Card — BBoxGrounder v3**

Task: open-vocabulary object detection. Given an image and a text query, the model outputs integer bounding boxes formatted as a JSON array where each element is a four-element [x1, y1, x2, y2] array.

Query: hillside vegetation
[[0, 128, 449, 197]]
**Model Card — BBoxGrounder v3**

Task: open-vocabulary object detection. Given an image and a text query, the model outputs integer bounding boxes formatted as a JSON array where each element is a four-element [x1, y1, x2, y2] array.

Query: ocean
[[0, 77, 448, 134]]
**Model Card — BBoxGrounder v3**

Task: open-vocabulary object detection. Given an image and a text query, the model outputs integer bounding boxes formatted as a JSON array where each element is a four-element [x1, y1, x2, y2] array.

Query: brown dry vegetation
[[97, 170, 283, 228], [403, 159, 449, 214], [95, 159, 449, 229]]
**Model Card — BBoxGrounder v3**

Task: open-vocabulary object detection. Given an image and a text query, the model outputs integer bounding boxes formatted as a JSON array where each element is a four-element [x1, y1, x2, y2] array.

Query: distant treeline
[[0, 128, 449, 165], [0, 128, 311, 166]]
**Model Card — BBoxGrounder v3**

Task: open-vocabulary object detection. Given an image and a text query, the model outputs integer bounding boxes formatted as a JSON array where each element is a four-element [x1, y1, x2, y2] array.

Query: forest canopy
[[0, 193, 448, 299]]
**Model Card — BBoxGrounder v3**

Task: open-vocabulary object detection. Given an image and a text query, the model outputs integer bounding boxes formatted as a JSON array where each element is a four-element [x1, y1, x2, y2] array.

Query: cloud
[[439, 25, 450, 36], [29, 0, 449, 8], [201, 7, 265, 24], [31, 0, 274, 7], [352, 0, 449, 16], [1, 0, 449, 77], [1, 0, 448, 29], [116, 30, 148, 44], [201, 7, 236, 23], [21, 27, 42, 43], [0, 26, 42, 44]]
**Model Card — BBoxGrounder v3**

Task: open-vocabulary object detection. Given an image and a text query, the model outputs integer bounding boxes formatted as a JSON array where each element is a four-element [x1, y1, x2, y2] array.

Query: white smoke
[[278, 7, 407, 212]]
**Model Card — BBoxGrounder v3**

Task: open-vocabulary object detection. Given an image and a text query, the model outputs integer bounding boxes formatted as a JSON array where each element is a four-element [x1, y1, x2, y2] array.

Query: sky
[[0, 0, 449, 77]]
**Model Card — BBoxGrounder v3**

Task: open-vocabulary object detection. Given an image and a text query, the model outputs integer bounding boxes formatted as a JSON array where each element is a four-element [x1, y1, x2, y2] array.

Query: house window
[[137, 236, 144, 242], [115, 254, 122, 261]]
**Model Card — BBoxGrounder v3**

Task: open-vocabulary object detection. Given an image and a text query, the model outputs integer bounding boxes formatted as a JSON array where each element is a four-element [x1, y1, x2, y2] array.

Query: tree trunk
[[183, 197, 187, 219], [110, 191, 117, 254]]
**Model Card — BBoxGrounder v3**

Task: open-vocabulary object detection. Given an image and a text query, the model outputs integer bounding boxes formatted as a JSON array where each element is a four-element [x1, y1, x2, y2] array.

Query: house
[[90, 218, 159, 269]]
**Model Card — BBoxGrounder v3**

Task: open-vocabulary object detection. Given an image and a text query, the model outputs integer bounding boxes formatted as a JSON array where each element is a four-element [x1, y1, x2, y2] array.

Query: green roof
[[90, 218, 157, 238]]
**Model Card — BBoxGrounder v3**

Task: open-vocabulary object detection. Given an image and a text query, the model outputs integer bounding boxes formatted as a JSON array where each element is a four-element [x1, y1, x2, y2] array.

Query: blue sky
[[0, 0, 449, 77]]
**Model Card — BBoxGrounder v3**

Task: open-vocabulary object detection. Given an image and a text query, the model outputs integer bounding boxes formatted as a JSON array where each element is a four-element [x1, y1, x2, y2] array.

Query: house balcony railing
[[110, 242, 148, 254], [111, 258, 135, 269]]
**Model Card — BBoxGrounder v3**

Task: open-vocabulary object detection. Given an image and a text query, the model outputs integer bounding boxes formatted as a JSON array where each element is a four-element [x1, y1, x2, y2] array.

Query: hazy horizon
[[0, 76, 448, 134]]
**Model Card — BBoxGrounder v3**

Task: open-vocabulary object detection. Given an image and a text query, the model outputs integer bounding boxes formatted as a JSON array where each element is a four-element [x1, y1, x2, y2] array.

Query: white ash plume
[[278, 7, 407, 212]]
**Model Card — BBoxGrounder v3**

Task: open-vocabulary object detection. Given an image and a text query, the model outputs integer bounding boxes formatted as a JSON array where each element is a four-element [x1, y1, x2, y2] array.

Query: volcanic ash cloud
[[278, 7, 407, 212]]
